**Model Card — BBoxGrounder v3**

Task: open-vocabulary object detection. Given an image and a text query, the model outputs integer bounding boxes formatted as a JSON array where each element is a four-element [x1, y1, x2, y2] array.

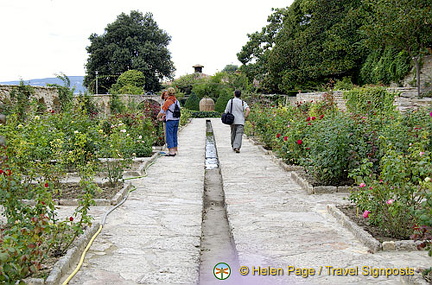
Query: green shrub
[[344, 86, 396, 115]]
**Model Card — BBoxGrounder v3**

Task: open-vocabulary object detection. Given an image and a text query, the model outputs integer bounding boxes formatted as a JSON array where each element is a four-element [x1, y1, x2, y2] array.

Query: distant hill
[[0, 76, 86, 94]]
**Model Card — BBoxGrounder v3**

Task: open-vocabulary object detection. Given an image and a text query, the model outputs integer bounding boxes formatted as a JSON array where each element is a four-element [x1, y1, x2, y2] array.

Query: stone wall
[[287, 87, 432, 112], [0, 85, 60, 111], [87, 94, 162, 115], [402, 55, 432, 95], [0, 85, 162, 115]]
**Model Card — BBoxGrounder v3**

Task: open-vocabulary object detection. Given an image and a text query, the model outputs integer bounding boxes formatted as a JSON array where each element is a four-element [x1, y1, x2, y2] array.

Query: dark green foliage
[[238, 0, 431, 93], [184, 92, 200, 111], [360, 48, 411, 85], [214, 89, 232, 113], [84, 11, 175, 94]]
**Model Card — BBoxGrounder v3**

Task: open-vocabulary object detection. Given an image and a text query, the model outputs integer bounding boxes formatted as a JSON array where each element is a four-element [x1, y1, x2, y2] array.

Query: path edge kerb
[[23, 223, 101, 285], [250, 135, 426, 253]]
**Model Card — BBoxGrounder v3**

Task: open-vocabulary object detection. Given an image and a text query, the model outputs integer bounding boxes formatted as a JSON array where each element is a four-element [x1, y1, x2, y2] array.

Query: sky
[[0, 0, 293, 82]]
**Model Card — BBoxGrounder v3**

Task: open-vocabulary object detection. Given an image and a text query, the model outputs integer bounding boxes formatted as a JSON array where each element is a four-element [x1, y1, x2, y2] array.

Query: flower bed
[[245, 86, 432, 257], [0, 88, 165, 282]]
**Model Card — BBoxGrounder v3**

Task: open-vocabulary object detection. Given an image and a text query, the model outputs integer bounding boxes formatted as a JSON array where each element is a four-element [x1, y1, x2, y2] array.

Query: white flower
[[138, 135, 142, 139], [425, 177, 431, 182], [34, 116, 40, 120], [120, 129, 126, 133], [74, 130, 79, 134]]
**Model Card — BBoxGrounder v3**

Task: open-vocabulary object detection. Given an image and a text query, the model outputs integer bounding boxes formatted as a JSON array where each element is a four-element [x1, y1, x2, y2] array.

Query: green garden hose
[[61, 152, 163, 284]]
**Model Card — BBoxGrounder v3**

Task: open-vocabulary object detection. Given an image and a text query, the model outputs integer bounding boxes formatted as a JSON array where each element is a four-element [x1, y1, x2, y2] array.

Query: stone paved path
[[64, 118, 430, 285]]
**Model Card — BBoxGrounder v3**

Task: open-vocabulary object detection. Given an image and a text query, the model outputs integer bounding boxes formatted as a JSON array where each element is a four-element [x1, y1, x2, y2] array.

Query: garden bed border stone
[[23, 222, 101, 285], [248, 135, 351, 194], [249, 135, 427, 254], [54, 182, 133, 206], [327, 204, 426, 253]]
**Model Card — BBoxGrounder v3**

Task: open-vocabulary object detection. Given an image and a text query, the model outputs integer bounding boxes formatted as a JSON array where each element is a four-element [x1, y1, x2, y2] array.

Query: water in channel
[[199, 120, 241, 284]]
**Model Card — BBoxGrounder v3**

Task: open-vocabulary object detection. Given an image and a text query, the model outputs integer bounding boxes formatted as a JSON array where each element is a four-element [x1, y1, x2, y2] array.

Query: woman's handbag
[[221, 99, 235, 125]]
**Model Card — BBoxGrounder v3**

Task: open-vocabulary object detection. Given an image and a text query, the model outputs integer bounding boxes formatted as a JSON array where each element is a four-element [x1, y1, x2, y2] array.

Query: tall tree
[[237, 7, 288, 93], [362, 0, 432, 94], [84, 11, 175, 94], [267, 0, 366, 93]]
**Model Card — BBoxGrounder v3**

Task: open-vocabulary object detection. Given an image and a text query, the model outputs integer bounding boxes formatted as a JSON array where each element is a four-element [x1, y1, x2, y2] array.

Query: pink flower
[[429, 112, 432, 117], [386, 199, 394, 205], [362, 210, 370, 218], [359, 182, 366, 188], [420, 152, 425, 156]]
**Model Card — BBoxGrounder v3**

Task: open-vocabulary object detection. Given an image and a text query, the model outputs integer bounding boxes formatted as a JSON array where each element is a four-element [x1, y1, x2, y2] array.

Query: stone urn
[[199, 97, 215, 111]]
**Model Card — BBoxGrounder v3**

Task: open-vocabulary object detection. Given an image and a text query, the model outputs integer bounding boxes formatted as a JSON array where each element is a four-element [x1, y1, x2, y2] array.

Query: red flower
[[276, 133, 281, 138], [5, 169, 11, 176], [306, 117, 311, 121], [311, 116, 316, 120], [283, 136, 288, 141], [0, 169, 3, 175], [69, 217, 74, 222], [362, 210, 370, 218], [296, 140, 303, 145], [44, 183, 49, 187], [319, 114, 325, 119]]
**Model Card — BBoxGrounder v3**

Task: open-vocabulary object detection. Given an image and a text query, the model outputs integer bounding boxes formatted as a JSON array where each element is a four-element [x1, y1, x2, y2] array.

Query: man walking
[[225, 90, 250, 153]]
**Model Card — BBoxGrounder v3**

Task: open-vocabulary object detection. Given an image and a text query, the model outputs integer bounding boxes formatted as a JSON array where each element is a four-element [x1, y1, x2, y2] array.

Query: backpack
[[168, 100, 181, 118]]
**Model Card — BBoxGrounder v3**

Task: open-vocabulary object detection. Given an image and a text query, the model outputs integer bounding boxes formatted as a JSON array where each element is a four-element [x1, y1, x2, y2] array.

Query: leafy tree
[[361, 0, 432, 93], [173, 73, 206, 95], [267, 0, 366, 93], [109, 70, 145, 95], [84, 10, 175, 94], [222, 64, 239, 73], [237, 7, 288, 92]]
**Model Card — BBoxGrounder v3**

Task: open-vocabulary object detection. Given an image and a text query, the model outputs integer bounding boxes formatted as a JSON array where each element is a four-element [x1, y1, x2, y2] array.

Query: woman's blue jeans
[[165, 120, 179, 149]]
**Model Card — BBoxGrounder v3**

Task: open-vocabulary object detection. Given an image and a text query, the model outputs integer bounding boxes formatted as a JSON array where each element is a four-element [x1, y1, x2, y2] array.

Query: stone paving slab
[[210, 118, 431, 285], [63, 119, 206, 285], [32, 118, 430, 285]]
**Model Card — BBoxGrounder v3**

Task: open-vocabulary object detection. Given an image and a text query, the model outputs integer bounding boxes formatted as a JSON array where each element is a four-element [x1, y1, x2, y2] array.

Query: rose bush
[[0, 86, 164, 281], [246, 87, 432, 250]]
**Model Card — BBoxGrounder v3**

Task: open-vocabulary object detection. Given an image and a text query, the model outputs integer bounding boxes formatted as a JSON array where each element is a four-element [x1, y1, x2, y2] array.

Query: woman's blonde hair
[[167, 87, 176, 96]]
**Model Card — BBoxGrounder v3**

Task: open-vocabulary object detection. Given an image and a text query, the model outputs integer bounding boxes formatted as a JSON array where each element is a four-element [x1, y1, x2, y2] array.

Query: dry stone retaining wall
[[0, 85, 162, 115], [288, 88, 432, 112]]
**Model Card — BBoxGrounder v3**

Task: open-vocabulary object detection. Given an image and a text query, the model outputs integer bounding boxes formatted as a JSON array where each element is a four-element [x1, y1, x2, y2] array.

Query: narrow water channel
[[199, 120, 240, 284]]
